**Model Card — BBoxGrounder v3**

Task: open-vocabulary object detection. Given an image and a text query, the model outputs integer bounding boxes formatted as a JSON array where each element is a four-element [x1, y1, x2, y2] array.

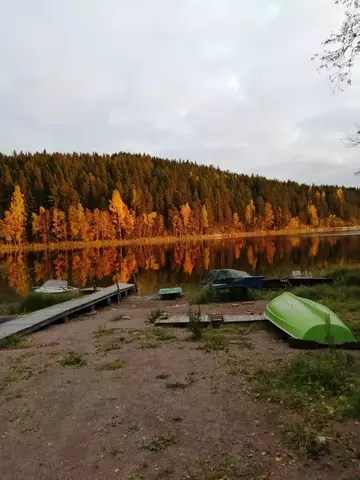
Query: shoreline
[[0, 225, 359, 253]]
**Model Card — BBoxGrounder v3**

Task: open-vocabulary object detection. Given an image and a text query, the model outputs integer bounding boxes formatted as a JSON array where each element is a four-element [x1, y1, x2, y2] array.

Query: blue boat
[[202, 269, 264, 290]]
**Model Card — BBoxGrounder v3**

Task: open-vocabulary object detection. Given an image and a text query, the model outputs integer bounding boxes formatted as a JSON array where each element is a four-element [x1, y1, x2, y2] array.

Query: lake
[[1, 232, 360, 301]]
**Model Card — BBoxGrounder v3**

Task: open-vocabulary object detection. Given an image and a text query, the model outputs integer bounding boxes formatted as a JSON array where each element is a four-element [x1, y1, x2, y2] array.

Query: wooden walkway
[[0, 283, 135, 341], [155, 314, 266, 327]]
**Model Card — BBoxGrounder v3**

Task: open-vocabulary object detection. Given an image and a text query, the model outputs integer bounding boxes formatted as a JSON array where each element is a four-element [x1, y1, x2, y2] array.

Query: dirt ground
[[0, 296, 359, 480]]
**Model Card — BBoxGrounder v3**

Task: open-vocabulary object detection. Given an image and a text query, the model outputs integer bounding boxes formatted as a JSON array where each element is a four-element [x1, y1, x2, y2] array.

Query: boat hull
[[265, 292, 355, 345]]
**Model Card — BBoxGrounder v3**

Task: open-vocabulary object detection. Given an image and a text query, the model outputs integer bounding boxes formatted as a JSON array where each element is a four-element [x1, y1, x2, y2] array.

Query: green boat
[[159, 287, 182, 300], [265, 292, 356, 346]]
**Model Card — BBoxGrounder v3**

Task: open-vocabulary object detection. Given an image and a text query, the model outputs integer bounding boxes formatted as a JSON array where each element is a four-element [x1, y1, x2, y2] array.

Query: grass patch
[[147, 309, 164, 323], [0, 334, 23, 350], [59, 351, 86, 367], [144, 434, 179, 452], [345, 391, 360, 419], [93, 326, 119, 338], [201, 332, 229, 353], [282, 422, 329, 458], [253, 351, 360, 424], [237, 340, 254, 349], [156, 373, 170, 380], [16, 291, 81, 314], [154, 328, 176, 341], [100, 359, 125, 370]]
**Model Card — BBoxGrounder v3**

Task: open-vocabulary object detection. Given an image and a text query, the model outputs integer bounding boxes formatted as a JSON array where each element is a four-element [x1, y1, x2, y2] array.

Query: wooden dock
[[155, 314, 266, 327], [0, 283, 135, 341]]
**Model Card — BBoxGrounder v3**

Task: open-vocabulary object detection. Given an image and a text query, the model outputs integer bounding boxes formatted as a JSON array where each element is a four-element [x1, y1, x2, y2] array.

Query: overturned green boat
[[265, 292, 356, 346]]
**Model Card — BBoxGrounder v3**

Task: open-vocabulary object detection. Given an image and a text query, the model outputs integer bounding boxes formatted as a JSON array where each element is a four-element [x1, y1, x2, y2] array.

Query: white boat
[[34, 280, 79, 294]]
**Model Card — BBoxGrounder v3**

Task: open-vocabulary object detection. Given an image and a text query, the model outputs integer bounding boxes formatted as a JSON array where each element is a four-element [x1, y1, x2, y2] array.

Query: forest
[[0, 151, 359, 245]]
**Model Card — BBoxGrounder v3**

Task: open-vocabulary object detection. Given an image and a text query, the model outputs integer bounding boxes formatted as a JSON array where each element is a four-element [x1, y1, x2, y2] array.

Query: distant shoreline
[[0, 225, 359, 254]]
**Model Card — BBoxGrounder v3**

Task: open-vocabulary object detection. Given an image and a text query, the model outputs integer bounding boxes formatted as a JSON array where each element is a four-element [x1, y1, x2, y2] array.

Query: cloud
[[0, 0, 360, 186]]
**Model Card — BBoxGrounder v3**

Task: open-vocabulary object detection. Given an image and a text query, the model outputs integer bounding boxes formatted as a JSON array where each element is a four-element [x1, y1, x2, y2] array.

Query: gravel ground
[[0, 297, 359, 480]]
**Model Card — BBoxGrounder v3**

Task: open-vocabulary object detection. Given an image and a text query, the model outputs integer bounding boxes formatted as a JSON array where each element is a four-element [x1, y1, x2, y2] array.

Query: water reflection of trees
[[1, 235, 360, 295]]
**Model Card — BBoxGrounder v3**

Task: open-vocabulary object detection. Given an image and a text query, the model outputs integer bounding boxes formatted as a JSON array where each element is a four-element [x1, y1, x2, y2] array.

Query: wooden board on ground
[[0, 283, 135, 341], [155, 314, 266, 327]]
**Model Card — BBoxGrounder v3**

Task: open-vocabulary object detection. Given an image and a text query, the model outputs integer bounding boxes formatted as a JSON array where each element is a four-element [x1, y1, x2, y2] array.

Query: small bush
[[59, 351, 86, 367], [0, 334, 22, 350], [100, 359, 125, 371]]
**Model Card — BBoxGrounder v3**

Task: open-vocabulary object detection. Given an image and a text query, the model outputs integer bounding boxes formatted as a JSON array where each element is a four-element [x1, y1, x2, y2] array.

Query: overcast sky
[[1, 0, 360, 186]]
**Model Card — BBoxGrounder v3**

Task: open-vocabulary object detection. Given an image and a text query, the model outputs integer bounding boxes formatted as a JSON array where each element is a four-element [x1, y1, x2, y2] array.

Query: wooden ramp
[[155, 314, 266, 327], [0, 283, 135, 341]]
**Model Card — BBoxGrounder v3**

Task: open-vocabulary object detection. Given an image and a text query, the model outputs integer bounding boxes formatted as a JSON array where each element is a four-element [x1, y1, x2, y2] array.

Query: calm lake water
[[1, 233, 360, 301]]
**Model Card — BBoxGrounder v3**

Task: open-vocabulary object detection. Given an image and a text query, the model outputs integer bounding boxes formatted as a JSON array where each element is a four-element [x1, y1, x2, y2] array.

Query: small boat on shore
[[35, 280, 79, 294], [265, 292, 356, 346], [159, 287, 182, 300], [202, 269, 264, 290]]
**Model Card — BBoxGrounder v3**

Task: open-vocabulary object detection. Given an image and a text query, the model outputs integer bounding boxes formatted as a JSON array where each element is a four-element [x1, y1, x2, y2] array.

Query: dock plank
[[155, 314, 266, 327], [0, 283, 134, 341]]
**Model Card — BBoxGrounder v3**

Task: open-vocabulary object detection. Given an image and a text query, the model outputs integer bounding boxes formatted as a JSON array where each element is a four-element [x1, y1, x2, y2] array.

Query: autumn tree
[[307, 203, 320, 227], [32, 206, 51, 243], [245, 199, 255, 231], [201, 205, 209, 233], [4, 185, 26, 245], [180, 202, 192, 235], [264, 202, 275, 230], [52, 208, 67, 242], [68, 203, 87, 241], [109, 189, 131, 239]]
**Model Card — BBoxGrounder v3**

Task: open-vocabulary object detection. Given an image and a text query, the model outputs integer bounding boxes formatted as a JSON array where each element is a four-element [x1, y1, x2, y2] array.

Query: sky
[[1, 0, 360, 187]]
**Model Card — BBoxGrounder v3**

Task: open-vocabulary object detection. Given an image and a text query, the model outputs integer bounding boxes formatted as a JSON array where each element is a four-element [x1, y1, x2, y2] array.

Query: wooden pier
[[0, 283, 135, 341]]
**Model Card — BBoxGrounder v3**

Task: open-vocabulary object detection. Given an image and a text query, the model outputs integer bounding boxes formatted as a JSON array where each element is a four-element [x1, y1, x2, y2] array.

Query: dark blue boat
[[202, 269, 264, 290]]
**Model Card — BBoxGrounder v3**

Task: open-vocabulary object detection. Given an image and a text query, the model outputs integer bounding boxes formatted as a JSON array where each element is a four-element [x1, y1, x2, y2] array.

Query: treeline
[[0, 151, 359, 245]]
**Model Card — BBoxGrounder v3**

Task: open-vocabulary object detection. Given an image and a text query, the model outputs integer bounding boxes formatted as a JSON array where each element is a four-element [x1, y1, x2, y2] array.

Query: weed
[[100, 359, 125, 371], [0, 334, 23, 350], [147, 309, 164, 323], [139, 342, 159, 349], [187, 306, 206, 340], [131, 474, 144, 480], [282, 423, 329, 458], [154, 328, 176, 341], [166, 380, 187, 390], [345, 391, 360, 419], [93, 326, 118, 338], [156, 373, 170, 380], [59, 351, 86, 367], [172, 415, 183, 422], [145, 434, 179, 452], [109, 446, 122, 457]]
